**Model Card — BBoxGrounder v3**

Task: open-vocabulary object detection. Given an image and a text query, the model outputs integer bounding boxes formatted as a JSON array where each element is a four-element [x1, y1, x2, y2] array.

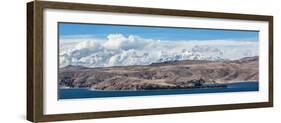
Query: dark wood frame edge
[[27, 1, 34, 122], [27, 1, 273, 122]]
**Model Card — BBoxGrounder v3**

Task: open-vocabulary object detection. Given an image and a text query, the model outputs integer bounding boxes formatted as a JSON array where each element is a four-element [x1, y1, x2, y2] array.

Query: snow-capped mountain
[[158, 46, 224, 62], [59, 34, 258, 68]]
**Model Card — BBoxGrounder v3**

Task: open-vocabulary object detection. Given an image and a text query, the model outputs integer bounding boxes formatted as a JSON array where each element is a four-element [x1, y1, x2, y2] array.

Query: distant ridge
[[60, 65, 88, 70]]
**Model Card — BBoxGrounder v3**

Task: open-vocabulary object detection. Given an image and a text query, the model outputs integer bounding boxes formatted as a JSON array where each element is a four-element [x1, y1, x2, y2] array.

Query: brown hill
[[59, 56, 258, 90]]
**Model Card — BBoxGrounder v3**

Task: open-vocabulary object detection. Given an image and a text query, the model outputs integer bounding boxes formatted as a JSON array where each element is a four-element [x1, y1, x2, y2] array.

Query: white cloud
[[102, 34, 126, 50], [59, 34, 259, 68]]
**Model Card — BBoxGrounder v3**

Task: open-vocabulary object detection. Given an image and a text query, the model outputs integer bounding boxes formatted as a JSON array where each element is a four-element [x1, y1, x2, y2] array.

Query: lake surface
[[59, 82, 258, 99]]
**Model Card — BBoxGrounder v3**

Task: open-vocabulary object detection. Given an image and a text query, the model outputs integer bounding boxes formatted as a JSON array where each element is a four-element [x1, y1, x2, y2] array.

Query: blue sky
[[59, 22, 259, 41]]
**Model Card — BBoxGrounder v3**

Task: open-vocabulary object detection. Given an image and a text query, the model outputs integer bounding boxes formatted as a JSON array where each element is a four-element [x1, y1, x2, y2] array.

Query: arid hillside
[[59, 56, 258, 90]]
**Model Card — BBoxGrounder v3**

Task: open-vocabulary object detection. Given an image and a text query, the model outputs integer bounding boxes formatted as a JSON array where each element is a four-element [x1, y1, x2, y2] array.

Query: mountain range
[[59, 34, 258, 68], [59, 56, 259, 90]]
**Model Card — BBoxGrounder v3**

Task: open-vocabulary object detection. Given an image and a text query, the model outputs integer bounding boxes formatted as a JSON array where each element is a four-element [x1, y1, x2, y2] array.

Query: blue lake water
[[59, 82, 258, 99]]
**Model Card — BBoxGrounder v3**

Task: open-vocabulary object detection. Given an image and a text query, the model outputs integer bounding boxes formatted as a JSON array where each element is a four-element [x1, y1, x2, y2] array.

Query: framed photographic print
[[27, 1, 273, 122]]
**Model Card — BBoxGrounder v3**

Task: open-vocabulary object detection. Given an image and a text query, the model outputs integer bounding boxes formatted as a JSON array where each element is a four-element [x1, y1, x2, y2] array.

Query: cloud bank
[[59, 34, 258, 68]]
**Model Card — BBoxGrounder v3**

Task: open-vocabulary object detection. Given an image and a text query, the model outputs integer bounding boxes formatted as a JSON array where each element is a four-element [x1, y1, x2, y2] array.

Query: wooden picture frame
[[27, 1, 273, 122]]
